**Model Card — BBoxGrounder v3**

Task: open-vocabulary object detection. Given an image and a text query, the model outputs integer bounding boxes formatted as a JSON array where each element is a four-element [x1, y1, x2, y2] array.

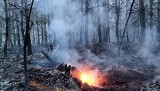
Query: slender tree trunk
[[115, 0, 120, 44], [126, 0, 129, 42], [157, 0, 160, 41], [118, 0, 136, 56], [27, 33, 32, 55], [139, 0, 146, 42], [0, 21, 2, 47], [150, 0, 153, 30], [3, 0, 9, 57], [84, 0, 89, 45], [149, 0, 154, 40], [12, 11, 16, 46], [23, 0, 34, 90], [25, 0, 32, 55], [103, 0, 110, 43], [97, 0, 102, 43], [41, 15, 44, 46], [44, 20, 47, 44], [32, 21, 36, 44], [21, 0, 24, 42], [36, 16, 40, 45], [80, 0, 84, 44], [17, 16, 21, 47]]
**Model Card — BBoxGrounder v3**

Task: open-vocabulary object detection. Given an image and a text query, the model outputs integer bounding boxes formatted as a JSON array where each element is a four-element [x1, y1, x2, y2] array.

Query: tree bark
[[84, 0, 89, 45], [157, 0, 160, 41], [23, 0, 34, 90], [44, 18, 48, 44], [139, 0, 146, 42], [97, 0, 102, 43], [41, 15, 44, 46], [103, 0, 110, 43], [0, 21, 2, 47], [115, 0, 120, 44], [36, 16, 40, 45], [3, 0, 9, 57], [21, 0, 24, 42]]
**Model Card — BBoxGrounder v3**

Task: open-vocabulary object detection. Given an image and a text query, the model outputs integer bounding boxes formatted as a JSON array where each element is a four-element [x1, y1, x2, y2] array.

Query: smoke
[[37, 0, 81, 46], [138, 27, 160, 71], [36, 0, 160, 75]]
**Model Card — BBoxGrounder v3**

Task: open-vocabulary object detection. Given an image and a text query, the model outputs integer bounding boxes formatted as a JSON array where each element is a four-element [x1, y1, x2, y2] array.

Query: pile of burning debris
[[19, 63, 156, 91], [1, 45, 160, 91], [27, 64, 109, 91], [1, 58, 160, 91]]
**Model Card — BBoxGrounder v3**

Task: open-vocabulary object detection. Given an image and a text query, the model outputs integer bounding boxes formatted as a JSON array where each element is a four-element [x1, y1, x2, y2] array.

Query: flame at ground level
[[71, 65, 106, 87]]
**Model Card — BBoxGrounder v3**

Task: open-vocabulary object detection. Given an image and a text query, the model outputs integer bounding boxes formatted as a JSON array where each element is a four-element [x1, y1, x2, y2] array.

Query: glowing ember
[[80, 72, 95, 85], [71, 65, 106, 87]]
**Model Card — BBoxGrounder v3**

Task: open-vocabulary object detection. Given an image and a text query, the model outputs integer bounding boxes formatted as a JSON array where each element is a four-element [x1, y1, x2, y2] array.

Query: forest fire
[[70, 64, 106, 87]]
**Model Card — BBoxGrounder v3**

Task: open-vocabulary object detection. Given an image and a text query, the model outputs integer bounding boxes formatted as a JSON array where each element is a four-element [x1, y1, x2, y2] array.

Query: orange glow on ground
[[71, 65, 106, 87], [81, 72, 95, 84]]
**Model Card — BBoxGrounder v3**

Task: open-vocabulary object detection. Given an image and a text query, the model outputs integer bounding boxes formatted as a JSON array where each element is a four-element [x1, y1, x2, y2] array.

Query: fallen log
[[40, 51, 59, 66], [40, 51, 53, 62]]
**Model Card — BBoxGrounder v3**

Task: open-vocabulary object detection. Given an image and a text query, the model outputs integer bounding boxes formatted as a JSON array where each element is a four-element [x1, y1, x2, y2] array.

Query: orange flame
[[71, 65, 106, 87]]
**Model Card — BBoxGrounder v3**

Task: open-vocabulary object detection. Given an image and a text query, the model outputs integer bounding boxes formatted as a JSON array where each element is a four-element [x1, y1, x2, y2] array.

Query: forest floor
[[0, 43, 160, 91]]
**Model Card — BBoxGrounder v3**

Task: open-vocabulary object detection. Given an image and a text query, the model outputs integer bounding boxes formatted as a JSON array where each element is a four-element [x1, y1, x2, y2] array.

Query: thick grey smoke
[[36, 0, 85, 66], [36, 0, 160, 73], [37, 0, 81, 46]]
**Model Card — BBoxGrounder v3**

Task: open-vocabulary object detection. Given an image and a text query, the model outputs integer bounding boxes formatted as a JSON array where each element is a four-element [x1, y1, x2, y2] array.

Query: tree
[[0, 20, 2, 47], [150, 0, 153, 31], [97, 0, 102, 43], [84, 0, 89, 45], [157, 0, 160, 41], [20, 0, 24, 42], [139, 0, 146, 42], [36, 15, 40, 45], [3, 0, 10, 57], [23, 0, 34, 90], [115, 0, 121, 44], [103, 0, 110, 43]]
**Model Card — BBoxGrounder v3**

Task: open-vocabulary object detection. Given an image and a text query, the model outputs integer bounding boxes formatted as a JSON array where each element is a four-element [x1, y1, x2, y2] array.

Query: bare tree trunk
[[149, 0, 154, 40], [139, 0, 146, 42], [24, 0, 33, 56], [23, 0, 34, 90], [44, 19, 47, 44], [118, 0, 136, 56], [32, 21, 36, 44], [17, 21, 21, 47], [36, 16, 40, 45], [84, 0, 89, 45], [0, 21, 2, 47], [97, 0, 102, 43], [21, 0, 24, 42], [12, 11, 16, 46], [103, 0, 110, 43], [126, 0, 129, 42], [157, 0, 160, 41], [80, 0, 84, 44], [3, 0, 9, 57], [115, 0, 120, 44], [150, 0, 153, 30], [13, 0, 21, 47], [41, 15, 44, 46]]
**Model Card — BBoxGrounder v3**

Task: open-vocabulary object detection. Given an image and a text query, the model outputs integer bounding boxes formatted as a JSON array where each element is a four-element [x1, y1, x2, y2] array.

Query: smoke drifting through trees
[[0, 0, 160, 71], [36, 0, 159, 45], [35, 0, 160, 71], [0, 0, 160, 90]]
